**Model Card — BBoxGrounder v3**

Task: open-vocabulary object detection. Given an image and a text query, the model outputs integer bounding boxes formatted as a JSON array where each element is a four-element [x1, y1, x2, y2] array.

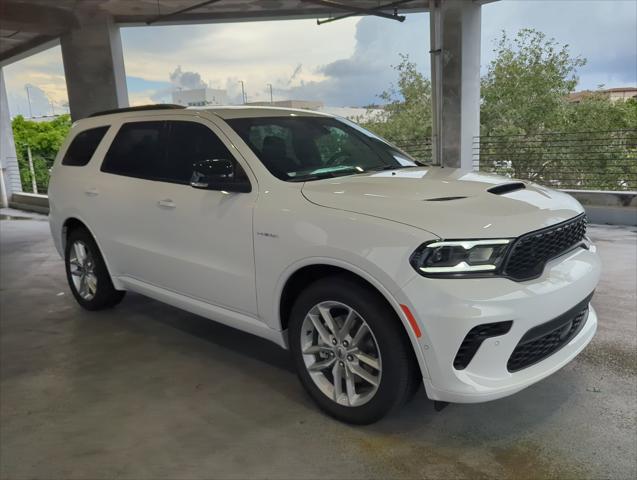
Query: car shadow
[[86, 291, 577, 434], [114, 291, 295, 373]]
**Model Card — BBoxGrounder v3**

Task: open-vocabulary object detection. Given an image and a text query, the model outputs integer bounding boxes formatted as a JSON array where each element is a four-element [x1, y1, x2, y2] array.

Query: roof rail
[[88, 104, 186, 118]]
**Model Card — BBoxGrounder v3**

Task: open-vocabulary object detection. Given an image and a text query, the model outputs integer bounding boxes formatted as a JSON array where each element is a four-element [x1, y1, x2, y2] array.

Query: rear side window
[[101, 120, 247, 185], [62, 126, 109, 166], [101, 121, 164, 178]]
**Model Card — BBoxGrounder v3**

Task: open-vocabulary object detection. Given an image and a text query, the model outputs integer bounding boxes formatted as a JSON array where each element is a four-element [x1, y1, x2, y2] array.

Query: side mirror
[[190, 158, 251, 193]]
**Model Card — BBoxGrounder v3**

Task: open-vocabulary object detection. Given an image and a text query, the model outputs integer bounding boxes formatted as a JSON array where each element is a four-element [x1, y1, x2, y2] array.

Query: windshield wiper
[[288, 170, 357, 182], [367, 164, 418, 172], [288, 165, 365, 182]]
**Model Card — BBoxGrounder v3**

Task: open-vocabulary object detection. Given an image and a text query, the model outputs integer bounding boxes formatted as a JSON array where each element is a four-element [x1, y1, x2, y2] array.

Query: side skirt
[[117, 276, 287, 348]]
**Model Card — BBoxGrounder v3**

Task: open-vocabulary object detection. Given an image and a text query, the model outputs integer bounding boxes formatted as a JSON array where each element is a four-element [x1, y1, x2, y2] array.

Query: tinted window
[[247, 124, 299, 165], [101, 121, 165, 178], [227, 116, 417, 181], [62, 126, 109, 166], [314, 124, 378, 165], [163, 121, 247, 184], [101, 120, 247, 185]]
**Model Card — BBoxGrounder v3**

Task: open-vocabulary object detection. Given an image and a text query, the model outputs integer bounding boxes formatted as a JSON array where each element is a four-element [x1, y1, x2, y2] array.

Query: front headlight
[[410, 239, 512, 277]]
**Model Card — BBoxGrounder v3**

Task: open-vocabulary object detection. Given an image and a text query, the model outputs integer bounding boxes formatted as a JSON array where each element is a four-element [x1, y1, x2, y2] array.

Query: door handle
[[157, 199, 176, 209], [85, 188, 99, 197]]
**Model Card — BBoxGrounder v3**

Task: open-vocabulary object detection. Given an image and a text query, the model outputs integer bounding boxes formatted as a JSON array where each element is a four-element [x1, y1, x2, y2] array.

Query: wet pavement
[[1, 214, 635, 479]]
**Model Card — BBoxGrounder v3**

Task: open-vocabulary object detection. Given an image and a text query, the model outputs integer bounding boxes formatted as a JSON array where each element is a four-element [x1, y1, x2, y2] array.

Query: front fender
[[273, 256, 432, 380], [253, 191, 437, 380]]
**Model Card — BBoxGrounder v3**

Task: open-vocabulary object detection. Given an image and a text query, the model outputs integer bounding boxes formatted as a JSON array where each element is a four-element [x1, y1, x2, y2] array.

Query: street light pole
[[267, 83, 273, 104], [24, 85, 32, 118], [238, 80, 246, 104], [26, 144, 38, 194], [44, 92, 55, 115]]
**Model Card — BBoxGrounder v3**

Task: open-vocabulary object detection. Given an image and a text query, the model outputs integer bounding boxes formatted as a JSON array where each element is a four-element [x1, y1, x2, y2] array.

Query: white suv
[[49, 105, 601, 424]]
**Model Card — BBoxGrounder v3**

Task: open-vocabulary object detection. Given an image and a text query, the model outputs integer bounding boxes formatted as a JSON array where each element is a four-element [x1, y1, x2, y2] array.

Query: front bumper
[[401, 244, 601, 403]]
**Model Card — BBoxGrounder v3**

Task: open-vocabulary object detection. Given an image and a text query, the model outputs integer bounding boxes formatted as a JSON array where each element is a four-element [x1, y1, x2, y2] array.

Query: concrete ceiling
[[0, 0, 431, 63]]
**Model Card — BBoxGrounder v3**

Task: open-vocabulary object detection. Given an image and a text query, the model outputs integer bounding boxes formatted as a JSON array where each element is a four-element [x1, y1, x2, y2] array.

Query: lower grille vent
[[507, 293, 593, 372]]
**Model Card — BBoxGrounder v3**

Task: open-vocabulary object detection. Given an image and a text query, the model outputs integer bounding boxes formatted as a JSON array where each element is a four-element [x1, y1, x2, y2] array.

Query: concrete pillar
[[60, 13, 128, 120], [0, 68, 22, 207], [430, 0, 481, 170]]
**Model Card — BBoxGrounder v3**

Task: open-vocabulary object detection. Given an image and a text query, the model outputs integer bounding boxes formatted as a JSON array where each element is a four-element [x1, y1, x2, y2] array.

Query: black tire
[[289, 275, 420, 424], [65, 227, 125, 310]]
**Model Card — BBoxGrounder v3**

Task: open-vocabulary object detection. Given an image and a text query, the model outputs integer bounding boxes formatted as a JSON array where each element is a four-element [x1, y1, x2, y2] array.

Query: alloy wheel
[[300, 301, 382, 407], [68, 240, 98, 301]]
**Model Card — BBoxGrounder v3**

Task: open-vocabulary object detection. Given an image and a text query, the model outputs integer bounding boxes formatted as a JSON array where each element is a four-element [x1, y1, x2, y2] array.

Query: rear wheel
[[289, 275, 420, 424], [65, 228, 125, 310]]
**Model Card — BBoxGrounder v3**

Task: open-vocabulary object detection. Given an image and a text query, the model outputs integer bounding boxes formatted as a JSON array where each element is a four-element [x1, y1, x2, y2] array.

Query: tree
[[561, 93, 637, 132], [480, 28, 586, 136], [361, 54, 432, 160], [11, 114, 71, 192], [556, 96, 637, 190], [478, 29, 636, 190]]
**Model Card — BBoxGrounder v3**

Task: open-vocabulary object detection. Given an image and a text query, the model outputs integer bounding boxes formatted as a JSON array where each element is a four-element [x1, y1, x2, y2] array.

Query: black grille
[[507, 293, 594, 372], [454, 321, 513, 370], [504, 214, 587, 281]]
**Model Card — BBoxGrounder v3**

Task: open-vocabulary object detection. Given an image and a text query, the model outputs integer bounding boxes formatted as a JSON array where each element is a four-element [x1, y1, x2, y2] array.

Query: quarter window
[[101, 121, 164, 178], [62, 126, 109, 166]]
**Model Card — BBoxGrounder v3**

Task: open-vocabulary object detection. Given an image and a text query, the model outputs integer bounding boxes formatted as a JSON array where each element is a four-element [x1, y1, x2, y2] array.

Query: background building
[[172, 87, 229, 106], [246, 99, 383, 122], [568, 86, 637, 103], [245, 99, 324, 110], [0, 70, 21, 206]]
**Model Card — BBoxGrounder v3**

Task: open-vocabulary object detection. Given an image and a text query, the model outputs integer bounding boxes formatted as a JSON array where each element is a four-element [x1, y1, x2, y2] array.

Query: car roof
[[193, 106, 331, 119], [83, 104, 332, 123]]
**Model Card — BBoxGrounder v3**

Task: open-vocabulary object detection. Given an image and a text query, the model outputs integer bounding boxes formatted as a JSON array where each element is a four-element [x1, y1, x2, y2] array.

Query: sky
[[3, 0, 636, 118]]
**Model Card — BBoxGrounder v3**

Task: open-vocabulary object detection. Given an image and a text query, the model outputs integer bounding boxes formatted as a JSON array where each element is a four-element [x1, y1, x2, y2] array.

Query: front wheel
[[289, 276, 420, 424]]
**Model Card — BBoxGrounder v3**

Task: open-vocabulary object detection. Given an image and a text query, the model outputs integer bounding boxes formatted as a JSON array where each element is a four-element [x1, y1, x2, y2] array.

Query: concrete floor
[[1, 211, 635, 479]]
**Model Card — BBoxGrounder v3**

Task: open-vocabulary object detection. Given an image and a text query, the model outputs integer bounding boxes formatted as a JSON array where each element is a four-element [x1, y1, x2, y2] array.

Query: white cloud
[[129, 90, 163, 107], [3, 46, 69, 117], [120, 17, 360, 103], [2, 0, 635, 116], [481, 0, 637, 89]]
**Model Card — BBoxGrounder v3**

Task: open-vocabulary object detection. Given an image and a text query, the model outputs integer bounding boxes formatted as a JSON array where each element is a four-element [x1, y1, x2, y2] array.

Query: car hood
[[301, 167, 584, 238]]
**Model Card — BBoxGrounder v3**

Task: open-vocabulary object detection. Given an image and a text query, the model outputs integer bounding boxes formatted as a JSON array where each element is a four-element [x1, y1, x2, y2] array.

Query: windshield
[[226, 115, 419, 181]]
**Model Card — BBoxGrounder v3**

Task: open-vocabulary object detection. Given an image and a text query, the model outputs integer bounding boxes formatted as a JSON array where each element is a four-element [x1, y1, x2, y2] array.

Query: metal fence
[[396, 130, 637, 191], [16, 130, 637, 194], [393, 139, 433, 163], [474, 130, 637, 191]]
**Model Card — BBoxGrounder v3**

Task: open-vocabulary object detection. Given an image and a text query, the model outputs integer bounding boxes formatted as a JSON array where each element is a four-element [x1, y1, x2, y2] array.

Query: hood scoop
[[488, 182, 526, 195], [424, 196, 467, 202]]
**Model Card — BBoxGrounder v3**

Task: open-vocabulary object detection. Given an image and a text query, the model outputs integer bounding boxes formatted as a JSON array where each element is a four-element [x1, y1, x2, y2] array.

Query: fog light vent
[[453, 321, 513, 370]]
